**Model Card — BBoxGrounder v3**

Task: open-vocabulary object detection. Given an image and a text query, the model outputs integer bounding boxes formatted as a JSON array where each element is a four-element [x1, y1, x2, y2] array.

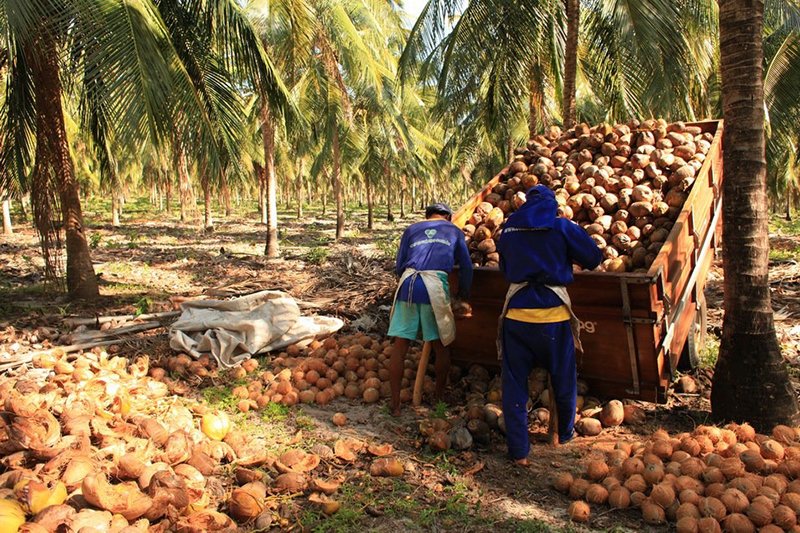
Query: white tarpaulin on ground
[[169, 290, 343, 368]]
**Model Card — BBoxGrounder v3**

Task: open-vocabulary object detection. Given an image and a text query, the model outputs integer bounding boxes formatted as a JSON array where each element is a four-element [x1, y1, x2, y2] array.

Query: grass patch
[[201, 385, 239, 410], [430, 401, 449, 420], [771, 216, 800, 236], [770, 247, 800, 262], [261, 402, 289, 422], [375, 234, 401, 260], [699, 336, 721, 368], [305, 246, 330, 265]]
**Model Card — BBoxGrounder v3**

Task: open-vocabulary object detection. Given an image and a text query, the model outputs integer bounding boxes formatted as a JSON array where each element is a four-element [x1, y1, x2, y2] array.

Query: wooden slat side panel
[[452, 172, 504, 227], [648, 120, 721, 285]]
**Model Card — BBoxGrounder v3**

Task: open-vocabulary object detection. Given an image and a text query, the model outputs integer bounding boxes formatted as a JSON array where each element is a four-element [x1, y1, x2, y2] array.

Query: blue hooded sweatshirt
[[497, 185, 602, 309], [395, 219, 473, 304]]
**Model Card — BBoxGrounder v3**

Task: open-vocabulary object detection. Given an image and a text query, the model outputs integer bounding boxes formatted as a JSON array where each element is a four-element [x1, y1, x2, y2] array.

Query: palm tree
[[401, 0, 712, 155], [0, 0, 292, 299], [710, 0, 798, 429]]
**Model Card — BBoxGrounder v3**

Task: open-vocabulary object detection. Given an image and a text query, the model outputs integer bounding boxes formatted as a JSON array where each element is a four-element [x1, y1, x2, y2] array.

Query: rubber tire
[[678, 296, 708, 370]]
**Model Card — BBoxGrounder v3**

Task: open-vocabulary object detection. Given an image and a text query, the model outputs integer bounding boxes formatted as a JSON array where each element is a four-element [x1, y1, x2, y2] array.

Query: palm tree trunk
[[2, 197, 12, 236], [18, 195, 27, 221], [261, 103, 279, 257], [333, 129, 344, 239], [221, 172, 232, 217], [165, 175, 172, 215], [296, 159, 304, 219], [400, 173, 407, 218], [175, 141, 190, 222], [563, 0, 579, 130], [111, 190, 120, 227], [506, 135, 514, 163], [322, 173, 328, 216], [203, 177, 213, 230], [366, 173, 374, 230], [529, 63, 544, 139], [254, 161, 267, 224], [385, 160, 394, 222], [29, 32, 98, 300], [711, 0, 799, 429]]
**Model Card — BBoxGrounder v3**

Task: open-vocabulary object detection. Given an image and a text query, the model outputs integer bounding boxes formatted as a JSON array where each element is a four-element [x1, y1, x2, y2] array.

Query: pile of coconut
[[554, 423, 800, 532], [0, 344, 406, 532]]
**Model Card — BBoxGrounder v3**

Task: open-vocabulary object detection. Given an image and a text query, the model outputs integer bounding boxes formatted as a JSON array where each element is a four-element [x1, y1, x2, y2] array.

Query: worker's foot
[[514, 458, 530, 466], [389, 402, 401, 417], [551, 432, 574, 447]]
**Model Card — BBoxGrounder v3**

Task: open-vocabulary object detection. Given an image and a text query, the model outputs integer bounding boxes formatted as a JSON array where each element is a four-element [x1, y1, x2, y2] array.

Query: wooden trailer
[[448, 120, 723, 403]]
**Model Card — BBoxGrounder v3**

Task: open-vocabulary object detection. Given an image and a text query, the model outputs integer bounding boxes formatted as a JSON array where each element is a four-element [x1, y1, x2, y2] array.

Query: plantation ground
[[1, 198, 799, 532]]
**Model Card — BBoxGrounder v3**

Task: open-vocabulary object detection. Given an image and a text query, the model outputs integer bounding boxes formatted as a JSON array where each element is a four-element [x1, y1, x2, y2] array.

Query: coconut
[[653, 440, 674, 461], [599, 400, 624, 427], [764, 474, 789, 495], [740, 450, 766, 474], [723, 514, 755, 533], [678, 502, 702, 520], [643, 499, 667, 524], [644, 463, 666, 485], [586, 459, 609, 481], [623, 457, 646, 477], [774, 504, 798, 529], [624, 474, 647, 494], [623, 405, 646, 425], [586, 484, 609, 505], [736, 424, 757, 443], [274, 473, 308, 493], [682, 458, 707, 479], [631, 491, 647, 507], [652, 483, 677, 508], [569, 478, 591, 500], [720, 489, 750, 514], [747, 501, 774, 527], [762, 441, 786, 462], [698, 517, 723, 533], [682, 489, 703, 505], [782, 492, 800, 513], [609, 487, 631, 509], [721, 458, 746, 480], [774, 426, 796, 445], [552, 472, 573, 493], [369, 458, 404, 478], [677, 517, 699, 533], [575, 418, 602, 436], [700, 497, 728, 521], [568, 501, 590, 523]]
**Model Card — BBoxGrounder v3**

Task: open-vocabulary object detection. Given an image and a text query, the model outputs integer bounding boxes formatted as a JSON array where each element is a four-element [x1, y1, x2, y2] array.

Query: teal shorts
[[388, 302, 440, 341]]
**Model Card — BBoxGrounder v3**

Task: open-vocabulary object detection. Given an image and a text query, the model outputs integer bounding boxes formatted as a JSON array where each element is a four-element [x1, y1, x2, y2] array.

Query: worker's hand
[[452, 299, 473, 319]]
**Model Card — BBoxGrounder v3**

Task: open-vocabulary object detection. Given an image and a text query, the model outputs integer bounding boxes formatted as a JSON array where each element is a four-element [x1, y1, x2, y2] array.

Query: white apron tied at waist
[[496, 282, 583, 360], [390, 268, 457, 346]]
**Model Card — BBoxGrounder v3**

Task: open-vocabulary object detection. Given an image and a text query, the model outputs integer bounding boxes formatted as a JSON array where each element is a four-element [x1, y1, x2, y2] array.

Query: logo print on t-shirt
[[425, 229, 437, 238]]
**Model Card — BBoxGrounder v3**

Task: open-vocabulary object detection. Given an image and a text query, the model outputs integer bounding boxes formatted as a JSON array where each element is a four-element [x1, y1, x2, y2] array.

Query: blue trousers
[[501, 318, 577, 459]]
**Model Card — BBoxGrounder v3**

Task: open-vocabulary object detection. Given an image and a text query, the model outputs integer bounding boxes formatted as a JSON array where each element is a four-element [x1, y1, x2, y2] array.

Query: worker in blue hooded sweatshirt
[[388, 203, 473, 416], [497, 185, 602, 464]]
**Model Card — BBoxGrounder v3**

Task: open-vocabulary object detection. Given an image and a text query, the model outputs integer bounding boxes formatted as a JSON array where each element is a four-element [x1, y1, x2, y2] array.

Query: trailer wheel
[[679, 296, 708, 370]]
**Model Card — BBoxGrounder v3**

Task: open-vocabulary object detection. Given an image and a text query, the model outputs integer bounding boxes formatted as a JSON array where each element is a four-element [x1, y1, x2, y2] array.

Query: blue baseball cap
[[425, 203, 452, 218]]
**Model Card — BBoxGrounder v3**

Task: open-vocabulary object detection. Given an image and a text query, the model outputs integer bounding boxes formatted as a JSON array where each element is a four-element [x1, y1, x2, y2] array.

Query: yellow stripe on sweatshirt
[[506, 305, 571, 324]]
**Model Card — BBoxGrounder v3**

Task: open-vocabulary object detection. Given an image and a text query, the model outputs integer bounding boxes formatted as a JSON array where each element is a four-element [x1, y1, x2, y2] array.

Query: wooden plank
[[452, 171, 505, 227]]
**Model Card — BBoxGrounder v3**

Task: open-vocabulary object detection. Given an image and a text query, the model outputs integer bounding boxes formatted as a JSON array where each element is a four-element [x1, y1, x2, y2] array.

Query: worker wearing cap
[[497, 185, 602, 463], [387, 203, 473, 416]]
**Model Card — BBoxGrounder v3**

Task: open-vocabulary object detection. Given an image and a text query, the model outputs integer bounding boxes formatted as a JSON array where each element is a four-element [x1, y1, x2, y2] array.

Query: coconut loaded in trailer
[[448, 119, 724, 403]]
